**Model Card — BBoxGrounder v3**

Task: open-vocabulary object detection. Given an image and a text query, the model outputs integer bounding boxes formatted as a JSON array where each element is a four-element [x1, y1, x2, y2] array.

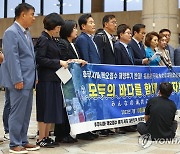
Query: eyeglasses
[[124, 32, 132, 35], [110, 21, 117, 25]]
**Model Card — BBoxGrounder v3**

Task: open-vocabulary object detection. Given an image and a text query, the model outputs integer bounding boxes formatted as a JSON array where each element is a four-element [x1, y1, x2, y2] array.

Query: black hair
[[43, 13, 64, 31], [102, 14, 115, 27], [159, 82, 173, 98], [60, 20, 77, 39], [132, 24, 145, 36], [117, 24, 131, 39], [78, 14, 92, 30], [159, 28, 171, 34], [15, 3, 35, 19]]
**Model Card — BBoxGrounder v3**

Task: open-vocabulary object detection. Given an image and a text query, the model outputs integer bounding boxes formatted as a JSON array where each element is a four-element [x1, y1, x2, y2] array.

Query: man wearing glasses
[[94, 14, 117, 65]]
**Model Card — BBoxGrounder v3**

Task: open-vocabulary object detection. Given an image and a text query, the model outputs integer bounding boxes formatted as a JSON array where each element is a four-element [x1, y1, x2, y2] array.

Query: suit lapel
[[83, 33, 101, 59], [120, 43, 133, 64], [132, 39, 145, 57], [14, 23, 34, 58], [103, 32, 115, 55]]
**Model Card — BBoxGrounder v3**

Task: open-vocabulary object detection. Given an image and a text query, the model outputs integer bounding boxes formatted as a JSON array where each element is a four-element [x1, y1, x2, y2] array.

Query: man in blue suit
[[75, 14, 101, 64], [114, 24, 134, 65], [1, 3, 39, 153], [128, 24, 149, 65], [75, 14, 100, 140]]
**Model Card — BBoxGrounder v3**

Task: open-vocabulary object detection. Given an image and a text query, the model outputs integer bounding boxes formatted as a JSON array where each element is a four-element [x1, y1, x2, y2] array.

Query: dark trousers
[[54, 108, 70, 138], [3, 88, 10, 134], [137, 121, 178, 136]]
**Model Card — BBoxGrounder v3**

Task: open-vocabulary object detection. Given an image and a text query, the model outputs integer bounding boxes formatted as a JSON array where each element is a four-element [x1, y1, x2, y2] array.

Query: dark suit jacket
[[174, 47, 180, 66], [35, 31, 61, 82], [114, 41, 134, 65], [94, 31, 115, 64], [57, 38, 79, 60], [128, 39, 146, 65], [75, 32, 101, 64]]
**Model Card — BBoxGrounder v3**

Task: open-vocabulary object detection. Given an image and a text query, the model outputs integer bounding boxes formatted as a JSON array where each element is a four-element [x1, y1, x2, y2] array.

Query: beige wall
[[0, 11, 142, 39]]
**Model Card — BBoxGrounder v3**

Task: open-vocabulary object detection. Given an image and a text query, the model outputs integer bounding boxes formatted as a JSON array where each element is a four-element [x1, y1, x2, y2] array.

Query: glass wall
[[63, 0, 80, 14], [104, 0, 123, 12], [83, 0, 91, 13], [26, 0, 40, 16], [0, 0, 4, 18], [127, 0, 142, 11], [44, 0, 59, 15], [7, 0, 21, 18]]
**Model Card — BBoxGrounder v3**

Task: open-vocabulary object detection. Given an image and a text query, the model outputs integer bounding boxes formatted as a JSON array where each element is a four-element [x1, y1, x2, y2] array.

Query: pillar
[[142, 0, 179, 47]]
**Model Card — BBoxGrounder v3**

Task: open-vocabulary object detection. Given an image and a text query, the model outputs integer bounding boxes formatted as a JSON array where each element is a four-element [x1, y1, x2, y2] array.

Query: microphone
[[160, 56, 172, 69]]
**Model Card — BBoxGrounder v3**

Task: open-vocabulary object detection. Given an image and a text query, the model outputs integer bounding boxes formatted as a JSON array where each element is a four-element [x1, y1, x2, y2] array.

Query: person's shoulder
[[174, 46, 180, 51], [57, 38, 69, 48], [4, 24, 18, 36], [167, 99, 177, 108], [148, 96, 159, 103], [168, 44, 174, 50], [114, 41, 119, 46], [129, 39, 137, 45], [76, 33, 88, 43]]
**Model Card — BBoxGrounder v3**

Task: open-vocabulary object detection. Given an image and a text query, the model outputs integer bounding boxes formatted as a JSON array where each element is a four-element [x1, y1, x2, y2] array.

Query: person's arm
[[144, 100, 151, 122], [144, 115, 150, 122], [3, 30, 23, 87]]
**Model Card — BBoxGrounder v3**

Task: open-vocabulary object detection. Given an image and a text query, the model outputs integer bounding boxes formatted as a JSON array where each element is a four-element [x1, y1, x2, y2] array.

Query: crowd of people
[[0, 2, 179, 154]]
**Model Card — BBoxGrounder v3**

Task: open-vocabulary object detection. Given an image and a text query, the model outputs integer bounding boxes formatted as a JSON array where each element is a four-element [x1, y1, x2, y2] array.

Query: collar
[[104, 30, 112, 39], [119, 41, 128, 48], [82, 32, 94, 39], [15, 21, 28, 33], [132, 37, 140, 44]]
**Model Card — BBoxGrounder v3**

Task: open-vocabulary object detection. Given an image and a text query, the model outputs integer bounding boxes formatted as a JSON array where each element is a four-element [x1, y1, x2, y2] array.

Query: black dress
[[35, 31, 65, 124], [54, 39, 79, 138]]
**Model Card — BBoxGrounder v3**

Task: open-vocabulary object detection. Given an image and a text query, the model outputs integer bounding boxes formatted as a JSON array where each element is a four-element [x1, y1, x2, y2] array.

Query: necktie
[[24, 30, 31, 47], [111, 35, 116, 43], [127, 46, 134, 64], [139, 42, 145, 56]]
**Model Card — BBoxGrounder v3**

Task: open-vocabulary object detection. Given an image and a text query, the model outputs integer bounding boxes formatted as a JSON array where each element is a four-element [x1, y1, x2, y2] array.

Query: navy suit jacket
[[35, 31, 62, 82], [75, 32, 101, 64], [94, 31, 115, 64], [114, 41, 134, 65], [174, 47, 180, 66], [128, 39, 146, 65]]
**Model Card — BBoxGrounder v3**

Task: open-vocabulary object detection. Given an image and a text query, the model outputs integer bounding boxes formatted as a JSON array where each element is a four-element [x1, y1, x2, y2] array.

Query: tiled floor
[[0, 91, 180, 154]]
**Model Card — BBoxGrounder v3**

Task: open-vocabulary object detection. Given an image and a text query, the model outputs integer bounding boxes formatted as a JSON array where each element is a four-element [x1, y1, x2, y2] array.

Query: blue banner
[[63, 63, 180, 134]]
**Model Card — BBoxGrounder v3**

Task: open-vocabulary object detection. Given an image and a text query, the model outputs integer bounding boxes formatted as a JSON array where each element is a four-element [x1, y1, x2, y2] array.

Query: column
[[142, 0, 179, 47]]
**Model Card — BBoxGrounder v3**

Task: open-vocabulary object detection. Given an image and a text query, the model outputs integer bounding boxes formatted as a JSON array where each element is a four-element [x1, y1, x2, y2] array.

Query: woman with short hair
[[35, 13, 68, 147]]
